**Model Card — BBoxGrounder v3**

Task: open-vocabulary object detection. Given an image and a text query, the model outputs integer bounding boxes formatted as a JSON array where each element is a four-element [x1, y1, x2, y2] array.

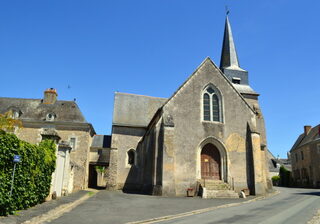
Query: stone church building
[[108, 16, 271, 197]]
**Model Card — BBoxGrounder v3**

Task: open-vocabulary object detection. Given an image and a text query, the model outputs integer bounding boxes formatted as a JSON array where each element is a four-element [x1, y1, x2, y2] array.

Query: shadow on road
[[294, 192, 320, 196]]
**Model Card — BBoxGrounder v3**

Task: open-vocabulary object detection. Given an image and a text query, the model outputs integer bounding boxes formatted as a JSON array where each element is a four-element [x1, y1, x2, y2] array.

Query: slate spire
[[219, 14, 249, 86], [220, 15, 242, 70]]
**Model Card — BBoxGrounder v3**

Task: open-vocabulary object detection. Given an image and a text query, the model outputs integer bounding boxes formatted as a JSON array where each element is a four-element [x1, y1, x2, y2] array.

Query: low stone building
[[290, 125, 320, 188], [89, 135, 112, 188], [0, 88, 95, 198], [108, 15, 271, 197]]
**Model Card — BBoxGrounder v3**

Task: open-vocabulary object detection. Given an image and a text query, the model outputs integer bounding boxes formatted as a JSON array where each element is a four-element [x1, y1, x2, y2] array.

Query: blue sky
[[0, 0, 319, 158]]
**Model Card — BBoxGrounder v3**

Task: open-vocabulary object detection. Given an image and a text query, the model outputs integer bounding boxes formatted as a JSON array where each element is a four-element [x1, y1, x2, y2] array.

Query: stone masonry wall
[[15, 127, 93, 195]]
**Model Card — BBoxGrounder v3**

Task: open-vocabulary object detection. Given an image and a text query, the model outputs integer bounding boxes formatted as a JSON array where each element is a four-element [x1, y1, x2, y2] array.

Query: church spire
[[220, 15, 242, 70], [219, 14, 249, 86]]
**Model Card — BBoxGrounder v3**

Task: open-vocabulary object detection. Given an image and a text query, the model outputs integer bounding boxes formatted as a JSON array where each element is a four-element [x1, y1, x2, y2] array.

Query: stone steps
[[203, 189, 239, 199], [198, 180, 231, 190], [198, 179, 239, 199]]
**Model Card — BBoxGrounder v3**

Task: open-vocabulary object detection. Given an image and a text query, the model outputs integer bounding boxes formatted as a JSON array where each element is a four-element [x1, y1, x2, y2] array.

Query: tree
[[0, 111, 22, 132]]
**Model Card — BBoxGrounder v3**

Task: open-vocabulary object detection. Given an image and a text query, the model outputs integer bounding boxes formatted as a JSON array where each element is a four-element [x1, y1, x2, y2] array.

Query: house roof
[[290, 125, 320, 152], [91, 135, 111, 148], [0, 97, 87, 123], [267, 149, 292, 172], [112, 92, 167, 127]]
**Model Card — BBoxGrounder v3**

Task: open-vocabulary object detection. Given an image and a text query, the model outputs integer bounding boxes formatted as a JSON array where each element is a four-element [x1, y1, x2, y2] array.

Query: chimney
[[43, 88, 58, 104], [304, 125, 311, 135]]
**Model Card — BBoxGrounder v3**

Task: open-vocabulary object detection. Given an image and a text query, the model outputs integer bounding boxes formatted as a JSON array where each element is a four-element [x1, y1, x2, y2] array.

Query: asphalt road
[[158, 187, 320, 224], [48, 187, 320, 224]]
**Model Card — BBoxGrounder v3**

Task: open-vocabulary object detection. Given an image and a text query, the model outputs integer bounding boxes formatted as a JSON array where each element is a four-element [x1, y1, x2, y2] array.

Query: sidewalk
[[0, 190, 91, 224]]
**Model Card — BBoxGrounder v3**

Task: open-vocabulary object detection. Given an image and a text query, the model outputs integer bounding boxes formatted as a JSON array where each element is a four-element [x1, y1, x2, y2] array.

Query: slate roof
[[220, 16, 242, 70], [267, 150, 291, 172], [290, 125, 320, 152], [112, 92, 167, 127], [0, 97, 87, 123], [91, 135, 111, 148], [233, 84, 258, 95]]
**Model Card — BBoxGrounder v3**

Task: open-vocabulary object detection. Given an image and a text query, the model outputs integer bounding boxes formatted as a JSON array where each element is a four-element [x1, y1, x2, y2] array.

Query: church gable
[[162, 57, 255, 123]]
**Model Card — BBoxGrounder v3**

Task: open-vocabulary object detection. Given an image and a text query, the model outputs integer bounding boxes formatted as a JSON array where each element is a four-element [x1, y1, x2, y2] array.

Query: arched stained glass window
[[212, 94, 219, 121], [202, 86, 222, 122], [203, 93, 210, 121]]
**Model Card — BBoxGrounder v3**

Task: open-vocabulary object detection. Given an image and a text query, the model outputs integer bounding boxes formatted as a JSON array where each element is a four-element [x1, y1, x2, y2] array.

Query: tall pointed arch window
[[203, 86, 222, 122]]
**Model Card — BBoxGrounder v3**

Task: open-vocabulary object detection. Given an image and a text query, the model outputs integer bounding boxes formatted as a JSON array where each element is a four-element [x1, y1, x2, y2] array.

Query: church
[[106, 15, 271, 197]]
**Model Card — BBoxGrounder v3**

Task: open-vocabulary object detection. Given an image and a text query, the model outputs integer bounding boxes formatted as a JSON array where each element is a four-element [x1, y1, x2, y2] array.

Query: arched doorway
[[201, 144, 221, 180]]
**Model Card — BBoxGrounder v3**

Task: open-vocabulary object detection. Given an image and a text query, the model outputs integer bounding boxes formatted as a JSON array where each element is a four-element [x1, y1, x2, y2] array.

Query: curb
[[22, 189, 98, 224], [127, 190, 280, 224]]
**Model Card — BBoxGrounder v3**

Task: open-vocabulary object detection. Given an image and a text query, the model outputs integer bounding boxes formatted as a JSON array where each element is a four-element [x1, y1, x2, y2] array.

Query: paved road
[[158, 187, 320, 224], [48, 187, 320, 224]]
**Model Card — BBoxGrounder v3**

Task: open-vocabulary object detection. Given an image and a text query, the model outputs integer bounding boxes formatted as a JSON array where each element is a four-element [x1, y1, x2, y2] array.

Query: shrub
[[272, 175, 280, 186], [279, 165, 292, 187], [0, 131, 56, 216]]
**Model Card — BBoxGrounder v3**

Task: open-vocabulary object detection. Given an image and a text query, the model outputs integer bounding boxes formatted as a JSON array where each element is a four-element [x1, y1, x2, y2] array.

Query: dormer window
[[232, 77, 241, 84], [46, 113, 56, 121], [13, 111, 20, 119], [8, 108, 22, 119]]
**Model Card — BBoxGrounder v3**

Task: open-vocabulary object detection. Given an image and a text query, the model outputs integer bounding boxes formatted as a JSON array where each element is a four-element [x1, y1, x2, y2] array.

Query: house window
[[127, 149, 135, 165], [202, 86, 222, 122], [70, 137, 76, 150], [295, 153, 298, 162], [301, 151, 304, 160], [46, 113, 56, 121]]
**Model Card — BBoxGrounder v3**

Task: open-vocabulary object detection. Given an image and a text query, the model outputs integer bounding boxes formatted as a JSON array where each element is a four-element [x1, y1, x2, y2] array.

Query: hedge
[[0, 131, 56, 216], [279, 165, 292, 187]]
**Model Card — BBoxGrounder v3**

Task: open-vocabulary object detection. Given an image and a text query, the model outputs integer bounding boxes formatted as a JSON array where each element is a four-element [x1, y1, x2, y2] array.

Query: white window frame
[[46, 113, 56, 122], [69, 137, 77, 151]]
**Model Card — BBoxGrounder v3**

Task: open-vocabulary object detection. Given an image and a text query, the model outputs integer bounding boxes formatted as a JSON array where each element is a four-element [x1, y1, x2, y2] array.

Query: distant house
[[267, 150, 291, 178], [0, 88, 95, 198], [290, 125, 320, 188]]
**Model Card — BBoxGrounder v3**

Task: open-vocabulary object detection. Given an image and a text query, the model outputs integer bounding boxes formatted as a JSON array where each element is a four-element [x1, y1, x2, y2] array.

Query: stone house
[[0, 88, 95, 198], [290, 125, 320, 188], [268, 150, 291, 179], [108, 16, 271, 197]]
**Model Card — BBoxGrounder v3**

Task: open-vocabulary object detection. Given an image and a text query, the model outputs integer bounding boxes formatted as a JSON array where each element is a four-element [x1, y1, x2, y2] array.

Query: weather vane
[[225, 5, 230, 15]]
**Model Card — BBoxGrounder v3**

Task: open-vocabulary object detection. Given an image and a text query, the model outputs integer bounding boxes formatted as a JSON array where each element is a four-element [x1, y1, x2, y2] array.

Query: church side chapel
[[109, 15, 271, 198]]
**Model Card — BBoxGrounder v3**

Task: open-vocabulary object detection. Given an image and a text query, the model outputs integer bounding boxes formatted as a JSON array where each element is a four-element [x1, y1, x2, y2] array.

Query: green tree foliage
[[95, 165, 105, 174], [0, 112, 22, 132], [279, 165, 292, 187], [271, 175, 280, 186], [0, 131, 56, 216]]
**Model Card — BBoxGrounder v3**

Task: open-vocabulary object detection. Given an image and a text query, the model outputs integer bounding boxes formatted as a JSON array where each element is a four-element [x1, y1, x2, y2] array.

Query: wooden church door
[[201, 144, 221, 180]]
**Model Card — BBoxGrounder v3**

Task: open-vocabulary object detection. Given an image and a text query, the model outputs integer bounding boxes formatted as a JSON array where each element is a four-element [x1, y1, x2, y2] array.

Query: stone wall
[[292, 142, 320, 187], [15, 126, 93, 196], [111, 126, 145, 189], [105, 149, 118, 190]]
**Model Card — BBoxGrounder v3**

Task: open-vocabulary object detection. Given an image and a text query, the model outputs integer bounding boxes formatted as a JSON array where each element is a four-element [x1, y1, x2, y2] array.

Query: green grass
[[87, 191, 96, 197]]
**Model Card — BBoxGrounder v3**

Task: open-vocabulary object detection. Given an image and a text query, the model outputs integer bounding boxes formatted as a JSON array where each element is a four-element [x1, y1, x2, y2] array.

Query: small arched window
[[203, 86, 222, 122], [127, 149, 135, 166]]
